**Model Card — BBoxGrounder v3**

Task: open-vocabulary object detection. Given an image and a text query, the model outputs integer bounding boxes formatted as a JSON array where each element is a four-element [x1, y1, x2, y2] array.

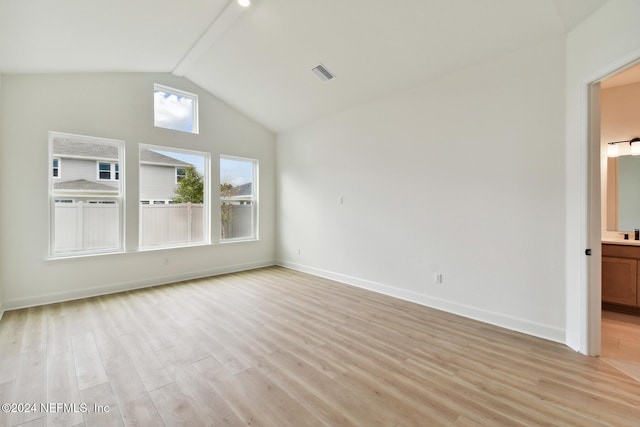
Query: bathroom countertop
[[602, 238, 640, 246]]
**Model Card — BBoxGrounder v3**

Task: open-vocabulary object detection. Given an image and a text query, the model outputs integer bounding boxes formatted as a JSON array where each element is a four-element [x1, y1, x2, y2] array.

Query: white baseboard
[[3, 260, 276, 311], [278, 259, 566, 345]]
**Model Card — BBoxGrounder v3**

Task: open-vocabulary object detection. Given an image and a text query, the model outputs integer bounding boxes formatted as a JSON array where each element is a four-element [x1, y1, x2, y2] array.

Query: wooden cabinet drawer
[[602, 244, 640, 258], [602, 256, 638, 306]]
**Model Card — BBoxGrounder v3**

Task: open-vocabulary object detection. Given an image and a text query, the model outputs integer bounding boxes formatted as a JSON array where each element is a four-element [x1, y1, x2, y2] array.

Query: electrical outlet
[[297, 248, 301, 255], [434, 273, 443, 284]]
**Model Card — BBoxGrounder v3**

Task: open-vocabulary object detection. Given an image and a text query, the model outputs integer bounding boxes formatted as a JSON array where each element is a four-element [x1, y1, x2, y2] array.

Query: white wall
[[566, 0, 640, 354], [0, 73, 275, 309], [601, 81, 640, 144], [277, 37, 567, 342], [0, 73, 3, 321]]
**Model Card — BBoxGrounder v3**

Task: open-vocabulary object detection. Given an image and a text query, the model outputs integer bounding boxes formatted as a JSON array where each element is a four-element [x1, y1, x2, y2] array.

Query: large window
[[139, 145, 210, 249], [153, 84, 199, 134], [49, 132, 125, 257], [220, 155, 258, 241]]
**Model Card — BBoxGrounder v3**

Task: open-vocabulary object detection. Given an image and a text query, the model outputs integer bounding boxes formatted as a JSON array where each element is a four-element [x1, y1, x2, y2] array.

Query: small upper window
[[53, 158, 60, 178], [153, 84, 199, 134]]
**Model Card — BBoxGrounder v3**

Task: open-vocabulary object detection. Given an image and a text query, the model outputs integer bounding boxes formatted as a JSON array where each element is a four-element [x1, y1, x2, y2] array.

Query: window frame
[[219, 155, 259, 243], [97, 161, 119, 181], [52, 158, 61, 178], [153, 83, 199, 135], [176, 167, 186, 183], [48, 132, 126, 259], [139, 144, 211, 251]]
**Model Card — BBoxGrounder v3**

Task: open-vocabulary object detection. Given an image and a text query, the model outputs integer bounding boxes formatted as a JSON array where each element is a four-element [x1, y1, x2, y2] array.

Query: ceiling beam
[[172, 0, 249, 77]]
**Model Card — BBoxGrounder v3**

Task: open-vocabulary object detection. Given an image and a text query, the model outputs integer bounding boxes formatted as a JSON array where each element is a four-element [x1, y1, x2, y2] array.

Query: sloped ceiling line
[[173, 0, 249, 77]]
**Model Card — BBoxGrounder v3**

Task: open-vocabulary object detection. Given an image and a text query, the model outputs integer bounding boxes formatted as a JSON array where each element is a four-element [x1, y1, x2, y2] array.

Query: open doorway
[[598, 61, 640, 381]]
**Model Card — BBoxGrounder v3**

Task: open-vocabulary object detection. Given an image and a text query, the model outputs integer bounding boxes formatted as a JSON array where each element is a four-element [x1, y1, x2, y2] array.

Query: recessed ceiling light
[[238, 0, 250, 7]]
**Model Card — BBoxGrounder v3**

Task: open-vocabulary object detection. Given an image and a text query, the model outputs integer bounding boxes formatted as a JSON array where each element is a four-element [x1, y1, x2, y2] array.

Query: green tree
[[173, 166, 204, 204], [220, 182, 234, 239]]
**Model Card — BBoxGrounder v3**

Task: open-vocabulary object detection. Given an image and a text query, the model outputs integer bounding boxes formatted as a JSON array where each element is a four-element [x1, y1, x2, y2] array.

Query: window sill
[[46, 239, 258, 261], [47, 248, 126, 261], [137, 241, 212, 252], [220, 238, 259, 244]]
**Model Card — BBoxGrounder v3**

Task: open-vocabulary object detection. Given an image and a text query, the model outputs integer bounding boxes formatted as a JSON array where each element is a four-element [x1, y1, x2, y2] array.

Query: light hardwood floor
[[2, 266, 640, 426], [601, 310, 640, 383]]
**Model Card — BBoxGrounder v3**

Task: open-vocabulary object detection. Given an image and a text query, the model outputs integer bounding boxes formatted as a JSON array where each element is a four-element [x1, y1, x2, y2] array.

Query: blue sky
[[220, 158, 253, 187], [153, 150, 206, 174], [152, 151, 253, 187]]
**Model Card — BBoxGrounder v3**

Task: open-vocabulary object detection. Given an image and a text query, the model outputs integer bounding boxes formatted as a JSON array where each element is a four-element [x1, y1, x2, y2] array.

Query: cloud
[[220, 173, 247, 187], [154, 90, 194, 133], [220, 158, 253, 187]]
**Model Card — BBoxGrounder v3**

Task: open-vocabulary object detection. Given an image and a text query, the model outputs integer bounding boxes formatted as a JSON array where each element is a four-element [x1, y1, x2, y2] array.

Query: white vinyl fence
[[140, 203, 204, 247], [54, 202, 204, 252], [221, 202, 254, 240], [54, 201, 120, 253]]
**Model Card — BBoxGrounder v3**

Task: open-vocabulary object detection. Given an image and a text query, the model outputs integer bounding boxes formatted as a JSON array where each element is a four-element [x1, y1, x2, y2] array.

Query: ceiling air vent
[[311, 64, 335, 82]]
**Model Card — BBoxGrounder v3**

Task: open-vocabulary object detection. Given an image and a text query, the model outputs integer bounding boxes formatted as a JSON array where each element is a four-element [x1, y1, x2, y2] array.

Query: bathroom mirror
[[609, 155, 640, 231]]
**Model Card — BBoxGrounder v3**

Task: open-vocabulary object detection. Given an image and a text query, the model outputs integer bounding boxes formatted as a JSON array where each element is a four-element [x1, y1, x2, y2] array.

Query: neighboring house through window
[[139, 145, 210, 250], [49, 132, 125, 257]]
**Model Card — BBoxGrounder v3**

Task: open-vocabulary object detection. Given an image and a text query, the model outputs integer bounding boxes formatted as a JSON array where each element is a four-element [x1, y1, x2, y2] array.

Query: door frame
[[586, 80, 601, 357], [583, 55, 640, 356]]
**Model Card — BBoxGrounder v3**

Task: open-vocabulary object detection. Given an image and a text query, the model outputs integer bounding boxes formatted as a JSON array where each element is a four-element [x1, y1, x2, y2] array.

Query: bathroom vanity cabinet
[[602, 243, 640, 313]]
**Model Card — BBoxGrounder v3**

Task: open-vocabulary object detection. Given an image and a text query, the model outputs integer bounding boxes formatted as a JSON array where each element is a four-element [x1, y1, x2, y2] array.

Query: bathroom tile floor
[[601, 310, 640, 382]]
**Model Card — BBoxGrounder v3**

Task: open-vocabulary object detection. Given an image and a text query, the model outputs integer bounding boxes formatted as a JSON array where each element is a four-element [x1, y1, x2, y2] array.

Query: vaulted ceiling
[[0, 0, 609, 133]]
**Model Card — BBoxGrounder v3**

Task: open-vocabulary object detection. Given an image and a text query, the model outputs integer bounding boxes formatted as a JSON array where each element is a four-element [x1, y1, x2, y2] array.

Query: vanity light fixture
[[238, 0, 250, 7], [608, 138, 640, 157], [608, 142, 620, 157], [631, 137, 640, 155]]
